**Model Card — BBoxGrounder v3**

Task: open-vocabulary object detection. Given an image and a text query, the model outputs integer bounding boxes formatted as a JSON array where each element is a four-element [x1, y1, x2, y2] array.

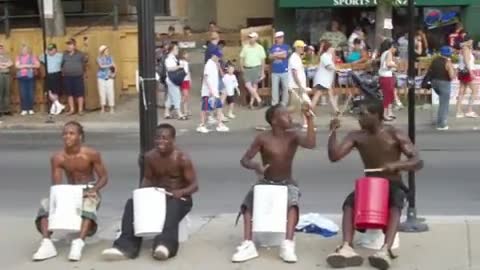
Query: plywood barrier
[[0, 25, 139, 112]]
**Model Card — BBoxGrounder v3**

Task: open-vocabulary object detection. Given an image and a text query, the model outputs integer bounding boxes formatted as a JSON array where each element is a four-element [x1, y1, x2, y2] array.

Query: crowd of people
[[0, 38, 116, 120]]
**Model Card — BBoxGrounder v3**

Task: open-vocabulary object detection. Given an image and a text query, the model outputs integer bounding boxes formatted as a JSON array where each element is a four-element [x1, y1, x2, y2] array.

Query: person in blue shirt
[[269, 31, 291, 106], [39, 43, 65, 115]]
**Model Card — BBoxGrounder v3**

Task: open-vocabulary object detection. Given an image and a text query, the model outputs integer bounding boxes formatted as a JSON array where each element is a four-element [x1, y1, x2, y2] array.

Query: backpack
[[156, 54, 167, 84]]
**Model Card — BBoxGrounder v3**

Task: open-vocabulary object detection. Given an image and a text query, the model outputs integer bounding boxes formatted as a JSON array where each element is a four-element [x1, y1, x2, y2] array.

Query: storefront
[[274, 0, 480, 49]]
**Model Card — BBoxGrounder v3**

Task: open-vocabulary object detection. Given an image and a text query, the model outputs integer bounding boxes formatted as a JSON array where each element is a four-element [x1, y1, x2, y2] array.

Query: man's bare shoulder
[[144, 149, 158, 161], [81, 146, 101, 158], [176, 149, 192, 164], [51, 150, 65, 163]]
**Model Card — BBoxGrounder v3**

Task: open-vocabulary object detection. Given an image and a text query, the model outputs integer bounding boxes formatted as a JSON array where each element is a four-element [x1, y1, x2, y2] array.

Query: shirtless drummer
[[232, 104, 315, 263], [326, 99, 423, 269], [102, 123, 198, 261], [33, 121, 109, 262]]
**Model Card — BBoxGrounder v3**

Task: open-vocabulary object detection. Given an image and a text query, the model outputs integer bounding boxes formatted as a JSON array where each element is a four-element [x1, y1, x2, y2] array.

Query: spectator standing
[[320, 20, 347, 50], [378, 39, 398, 121], [96, 45, 116, 113], [164, 43, 186, 120], [313, 42, 339, 115], [15, 44, 40, 116], [40, 43, 65, 115], [288, 40, 310, 128], [179, 49, 191, 117], [430, 46, 456, 130], [0, 43, 13, 116], [346, 38, 368, 64], [269, 31, 290, 106], [197, 52, 229, 133], [348, 26, 365, 52], [456, 36, 478, 118], [62, 38, 88, 115], [222, 64, 240, 119], [240, 32, 266, 109], [448, 23, 466, 49]]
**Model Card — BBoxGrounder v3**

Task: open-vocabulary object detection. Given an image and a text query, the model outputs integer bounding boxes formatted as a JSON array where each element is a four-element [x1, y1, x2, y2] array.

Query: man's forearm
[[327, 130, 338, 161], [179, 183, 198, 196], [93, 177, 108, 192]]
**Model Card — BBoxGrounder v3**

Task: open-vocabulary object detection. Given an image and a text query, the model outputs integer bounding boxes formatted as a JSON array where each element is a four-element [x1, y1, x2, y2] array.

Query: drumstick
[[364, 168, 384, 172], [290, 90, 316, 117], [155, 188, 187, 201]]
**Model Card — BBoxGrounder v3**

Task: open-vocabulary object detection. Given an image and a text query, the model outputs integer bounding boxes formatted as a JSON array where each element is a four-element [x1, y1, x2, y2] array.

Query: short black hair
[[265, 104, 283, 126], [353, 38, 362, 45], [183, 25, 191, 31], [156, 123, 176, 138], [360, 99, 384, 121], [64, 121, 85, 142], [168, 25, 175, 31]]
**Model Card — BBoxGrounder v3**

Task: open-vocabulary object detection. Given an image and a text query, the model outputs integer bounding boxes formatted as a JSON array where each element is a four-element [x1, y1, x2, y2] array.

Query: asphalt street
[[1, 128, 480, 222]]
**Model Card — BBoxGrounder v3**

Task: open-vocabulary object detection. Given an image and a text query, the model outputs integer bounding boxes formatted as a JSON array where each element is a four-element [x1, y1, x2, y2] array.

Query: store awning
[[279, 0, 472, 8]]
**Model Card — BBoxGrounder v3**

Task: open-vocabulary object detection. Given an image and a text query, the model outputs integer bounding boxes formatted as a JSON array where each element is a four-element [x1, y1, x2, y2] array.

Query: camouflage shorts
[[241, 179, 301, 211], [35, 185, 101, 236]]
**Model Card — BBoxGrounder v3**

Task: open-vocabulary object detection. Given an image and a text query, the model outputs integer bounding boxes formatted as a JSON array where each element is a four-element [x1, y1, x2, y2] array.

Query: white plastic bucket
[[133, 187, 167, 237], [252, 185, 288, 233], [48, 185, 84, 233], [355, 229, 400, 250]]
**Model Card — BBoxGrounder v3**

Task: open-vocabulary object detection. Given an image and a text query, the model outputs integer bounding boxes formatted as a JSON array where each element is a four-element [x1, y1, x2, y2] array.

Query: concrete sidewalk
[[4, 214, 480, 270], [2, 94, 480, 133]]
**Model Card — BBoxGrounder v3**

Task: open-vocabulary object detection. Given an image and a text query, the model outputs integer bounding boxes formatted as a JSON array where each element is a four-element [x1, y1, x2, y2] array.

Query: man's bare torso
[[258, 131, 298, 182], [353, 125, 402, 181], [54, 146, 96, 184], [145, 149, 188, 191]]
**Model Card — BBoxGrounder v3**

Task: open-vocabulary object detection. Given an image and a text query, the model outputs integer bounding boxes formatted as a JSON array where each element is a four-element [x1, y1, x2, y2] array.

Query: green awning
[[279, 0, 472, 8]]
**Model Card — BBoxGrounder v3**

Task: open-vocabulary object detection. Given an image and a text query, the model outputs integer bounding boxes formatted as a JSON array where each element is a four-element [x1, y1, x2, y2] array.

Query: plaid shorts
[[35, 184, 101, 236]]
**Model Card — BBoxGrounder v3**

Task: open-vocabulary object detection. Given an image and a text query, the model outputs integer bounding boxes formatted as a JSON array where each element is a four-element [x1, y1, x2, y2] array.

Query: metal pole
[[137, 0, 158, 185], [4, 1, 10, 38], [398, 0, 428, 233], [112, 0, 119, 30]]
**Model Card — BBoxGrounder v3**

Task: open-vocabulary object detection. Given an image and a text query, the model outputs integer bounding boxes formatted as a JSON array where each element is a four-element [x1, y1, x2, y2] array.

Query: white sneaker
[[102, 248, 127, 261], [232, 240, 258, 263], [20, 110, 27, 116], [32, 238, 57, 261], [436, 126, 449, 131], [456, 113, 465, 118], [28, 110, 35, 115], [68, 238, 85, 261], [49, 104, 57, 115], [228, 113, 236, 119], [54, 103, 65, 115], [153, 245, 170, 260], [216, 123, 230, 132], [208, 115, 217, 125], [466, 112, 479, 118], [280, 240, 297, 263], [196, 125, 210, 133]]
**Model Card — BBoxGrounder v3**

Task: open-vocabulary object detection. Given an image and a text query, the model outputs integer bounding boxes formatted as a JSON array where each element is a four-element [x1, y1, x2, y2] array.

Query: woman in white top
[[179, 49, 191, 117], [164, 44, 186, 120], [456, 37, 478, 118], [378, 39, 398, 121], [313, 41, 339, 115]]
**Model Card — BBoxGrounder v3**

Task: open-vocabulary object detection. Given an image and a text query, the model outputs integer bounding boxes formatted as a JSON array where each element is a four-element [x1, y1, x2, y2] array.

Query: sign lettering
[[333, 0, 409, 6]]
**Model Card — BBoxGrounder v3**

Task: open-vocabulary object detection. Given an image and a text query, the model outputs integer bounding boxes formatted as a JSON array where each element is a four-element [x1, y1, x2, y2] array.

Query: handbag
[[167, 59, 187, 86]]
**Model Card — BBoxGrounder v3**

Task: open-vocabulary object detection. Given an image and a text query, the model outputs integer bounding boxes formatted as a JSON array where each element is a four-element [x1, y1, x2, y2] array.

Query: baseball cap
[[248, 32, 258, 38], [293, 40, 306, 48], [66, 38, 76, 45], [274, 31, 284, 38], [440, 46, 452, 57], [47, 43, 57, 50]]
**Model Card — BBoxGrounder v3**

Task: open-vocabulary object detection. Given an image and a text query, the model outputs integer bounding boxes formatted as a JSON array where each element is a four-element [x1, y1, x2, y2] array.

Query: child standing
[[222, 65, 240, 119], [197, 52, 230, 133], [179, 50, 191, 117]]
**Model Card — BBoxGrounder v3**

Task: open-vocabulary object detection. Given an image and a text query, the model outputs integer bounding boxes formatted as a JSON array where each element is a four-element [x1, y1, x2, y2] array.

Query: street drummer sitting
[[232, 104, 315, 263], [326, 99, 423, 269], [32, 121, 109, 262], [101, 123, 198, 261]]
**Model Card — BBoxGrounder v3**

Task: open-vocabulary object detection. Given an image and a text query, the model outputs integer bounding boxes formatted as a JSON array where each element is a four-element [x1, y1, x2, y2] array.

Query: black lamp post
[[398, 0, 429, 233], [137, 0, 158, 185]]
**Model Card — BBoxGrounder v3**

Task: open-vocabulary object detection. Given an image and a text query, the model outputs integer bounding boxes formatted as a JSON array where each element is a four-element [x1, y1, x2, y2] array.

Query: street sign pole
[[399, 0, 428, 233], [137, 0, 158, 186]]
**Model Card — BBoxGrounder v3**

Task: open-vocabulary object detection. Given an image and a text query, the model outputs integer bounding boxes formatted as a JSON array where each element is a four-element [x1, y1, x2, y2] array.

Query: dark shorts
[[226, 95, 235, 105], [46, 72, 63, 96], [342, 181, 406, 211], [64, 75, 85, 97], [201, 96, 223, 112], [314, 84, 329, 91]]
